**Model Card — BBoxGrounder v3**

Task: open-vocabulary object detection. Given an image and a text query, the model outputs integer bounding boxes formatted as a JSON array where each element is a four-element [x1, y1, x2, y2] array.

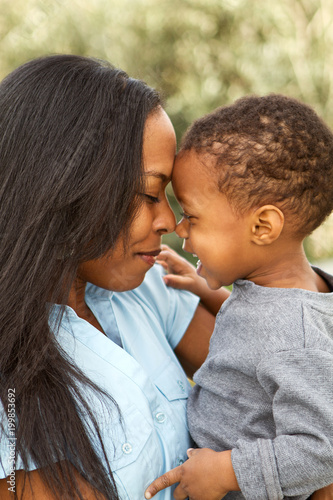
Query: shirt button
[[155, 412, 166, 423], [177, 380, 185, 392], [177, 458, 184, 466], [122, 442, 133, 454]]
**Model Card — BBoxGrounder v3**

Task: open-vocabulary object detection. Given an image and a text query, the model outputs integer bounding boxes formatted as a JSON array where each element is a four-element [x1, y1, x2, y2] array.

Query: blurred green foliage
[[1, 0, 333, 263]]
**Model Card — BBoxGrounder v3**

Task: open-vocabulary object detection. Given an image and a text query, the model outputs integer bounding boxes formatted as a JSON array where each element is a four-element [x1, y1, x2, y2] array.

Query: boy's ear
[[250, 205, 284, 245]]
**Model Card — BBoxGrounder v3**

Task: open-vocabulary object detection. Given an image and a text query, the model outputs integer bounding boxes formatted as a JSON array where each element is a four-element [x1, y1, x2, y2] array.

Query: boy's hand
[[145, 448, 238, 500], [157, 244, 200, 294], [157, 244, 230, 316]]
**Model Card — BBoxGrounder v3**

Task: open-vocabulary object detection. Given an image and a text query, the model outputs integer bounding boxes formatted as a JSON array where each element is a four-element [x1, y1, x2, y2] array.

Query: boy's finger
[[163, 275, 192, 289], [158, 251, 189, 270], [161, 243, 173, 252], [160, 244, 180, 256], [187, 447, 196, 457], [155, 259, 168, 270], [158, 250, 179, 261], [145, 467, 182, 499]]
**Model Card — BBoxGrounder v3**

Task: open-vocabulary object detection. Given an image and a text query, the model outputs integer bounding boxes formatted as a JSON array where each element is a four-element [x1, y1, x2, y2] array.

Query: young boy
[[146, 94, 333, 500]]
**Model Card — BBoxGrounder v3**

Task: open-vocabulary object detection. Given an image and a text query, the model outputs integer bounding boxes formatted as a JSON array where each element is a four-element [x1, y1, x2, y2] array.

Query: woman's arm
[[311, 484, 333, 499], [174, 303, 215, 378], [0, 464, 105, 499]]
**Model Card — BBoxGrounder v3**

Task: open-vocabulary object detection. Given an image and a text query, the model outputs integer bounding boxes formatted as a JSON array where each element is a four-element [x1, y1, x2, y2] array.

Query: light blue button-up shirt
[[0, 265, 199, 499]]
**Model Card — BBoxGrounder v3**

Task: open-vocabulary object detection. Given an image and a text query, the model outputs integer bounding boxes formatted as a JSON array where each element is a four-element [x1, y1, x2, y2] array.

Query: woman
[[0, 54, 224, 499]]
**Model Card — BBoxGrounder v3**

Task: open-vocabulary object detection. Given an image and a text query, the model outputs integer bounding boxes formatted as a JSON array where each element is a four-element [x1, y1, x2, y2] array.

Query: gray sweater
[[188, 269, 333, 500]]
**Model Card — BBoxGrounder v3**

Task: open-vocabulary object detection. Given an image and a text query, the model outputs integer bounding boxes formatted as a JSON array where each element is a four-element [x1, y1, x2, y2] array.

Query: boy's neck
[[247, 244, 330, 293]]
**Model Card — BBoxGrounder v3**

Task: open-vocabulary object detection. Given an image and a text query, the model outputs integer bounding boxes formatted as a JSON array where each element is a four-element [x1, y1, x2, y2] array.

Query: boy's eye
[[180, 211, 194, 223]]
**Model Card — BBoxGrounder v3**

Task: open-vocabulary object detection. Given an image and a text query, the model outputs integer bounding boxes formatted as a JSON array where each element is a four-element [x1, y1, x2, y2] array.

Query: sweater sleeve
[[231, 348, 333, 500]]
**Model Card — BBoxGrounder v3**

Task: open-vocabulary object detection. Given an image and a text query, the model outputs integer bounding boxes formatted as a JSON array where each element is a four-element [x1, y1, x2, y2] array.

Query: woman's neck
[[67, 278, 105, 333]]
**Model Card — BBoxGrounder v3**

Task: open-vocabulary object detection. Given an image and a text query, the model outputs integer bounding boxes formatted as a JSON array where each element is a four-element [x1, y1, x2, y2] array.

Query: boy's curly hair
[[180, 94, 333, 237]]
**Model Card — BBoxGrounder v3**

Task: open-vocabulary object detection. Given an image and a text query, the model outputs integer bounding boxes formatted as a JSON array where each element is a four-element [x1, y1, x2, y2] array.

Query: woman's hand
[[157, 245, 230, 316], [145, 448, 239, 500], [312, 484, 333, 500]]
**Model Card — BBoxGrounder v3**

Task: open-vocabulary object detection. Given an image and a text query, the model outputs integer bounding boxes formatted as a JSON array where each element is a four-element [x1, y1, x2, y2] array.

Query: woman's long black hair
[[0, 54, 161, 499]]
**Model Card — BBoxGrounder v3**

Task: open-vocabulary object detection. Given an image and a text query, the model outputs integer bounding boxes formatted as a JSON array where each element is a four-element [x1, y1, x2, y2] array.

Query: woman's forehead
[[144, 170, 171, 183], [142, 109, 176, 180]]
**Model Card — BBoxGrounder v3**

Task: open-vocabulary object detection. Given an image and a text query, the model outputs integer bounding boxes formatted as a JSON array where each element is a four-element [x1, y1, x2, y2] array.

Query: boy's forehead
[[172, 149, 218, 203], [173, 149, 212, 178]]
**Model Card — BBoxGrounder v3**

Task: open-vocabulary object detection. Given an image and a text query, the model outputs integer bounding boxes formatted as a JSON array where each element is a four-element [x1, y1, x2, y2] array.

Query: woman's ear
[[250, 205, 284, 245]]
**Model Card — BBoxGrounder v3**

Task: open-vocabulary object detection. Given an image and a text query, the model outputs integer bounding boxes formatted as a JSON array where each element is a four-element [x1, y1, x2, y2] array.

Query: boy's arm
[[157, 244, 230, 316], [145, 346, 333, 500], [231, 348, 333, 499], [158, 244, 230, 377], [145, 449, 333, 500]]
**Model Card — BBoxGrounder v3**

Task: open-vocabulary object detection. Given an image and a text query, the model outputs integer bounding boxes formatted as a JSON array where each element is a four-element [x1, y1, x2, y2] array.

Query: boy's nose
[[155, 202, 176, 235], [175, 219, 187, 238], [176, 220, 194, 254]]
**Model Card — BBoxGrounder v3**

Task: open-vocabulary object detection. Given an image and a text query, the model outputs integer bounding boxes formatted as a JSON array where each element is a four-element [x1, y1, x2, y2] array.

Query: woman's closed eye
[[141, 193, 161, 204]]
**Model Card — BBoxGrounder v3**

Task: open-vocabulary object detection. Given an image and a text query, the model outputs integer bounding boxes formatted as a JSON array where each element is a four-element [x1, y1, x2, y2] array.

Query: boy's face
[[172, 149, 255, 289]]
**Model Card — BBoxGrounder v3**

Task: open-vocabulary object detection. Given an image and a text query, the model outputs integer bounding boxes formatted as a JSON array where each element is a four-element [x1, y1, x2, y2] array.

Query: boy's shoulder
[[215, 269, 333, 355], [229, 267, 333, 304]]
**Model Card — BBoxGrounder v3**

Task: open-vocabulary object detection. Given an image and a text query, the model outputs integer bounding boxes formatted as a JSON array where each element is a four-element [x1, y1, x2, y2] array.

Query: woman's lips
[[136, 249, 161, 266]]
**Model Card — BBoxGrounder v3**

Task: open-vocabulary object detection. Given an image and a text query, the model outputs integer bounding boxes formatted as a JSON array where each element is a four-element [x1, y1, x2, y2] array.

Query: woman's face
[[77, 108, 177, 291]]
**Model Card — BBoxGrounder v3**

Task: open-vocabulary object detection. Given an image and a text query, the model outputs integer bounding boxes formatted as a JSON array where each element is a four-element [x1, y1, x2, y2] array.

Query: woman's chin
[[113, 274, 146, 292]]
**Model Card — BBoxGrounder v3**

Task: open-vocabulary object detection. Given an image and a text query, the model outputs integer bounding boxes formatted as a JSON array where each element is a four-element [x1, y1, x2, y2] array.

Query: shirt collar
[[86, 282, 114, 299]]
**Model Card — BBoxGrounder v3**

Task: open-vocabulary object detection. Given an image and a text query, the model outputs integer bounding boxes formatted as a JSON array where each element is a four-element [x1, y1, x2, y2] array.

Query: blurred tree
[[2, 0, 333, 133], [0, 0, 332, 261]]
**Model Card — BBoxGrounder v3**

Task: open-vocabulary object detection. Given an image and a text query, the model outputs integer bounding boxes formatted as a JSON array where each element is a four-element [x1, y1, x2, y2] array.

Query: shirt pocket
[[154, 359, 190, 402], [153, 359, 191, 433]]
